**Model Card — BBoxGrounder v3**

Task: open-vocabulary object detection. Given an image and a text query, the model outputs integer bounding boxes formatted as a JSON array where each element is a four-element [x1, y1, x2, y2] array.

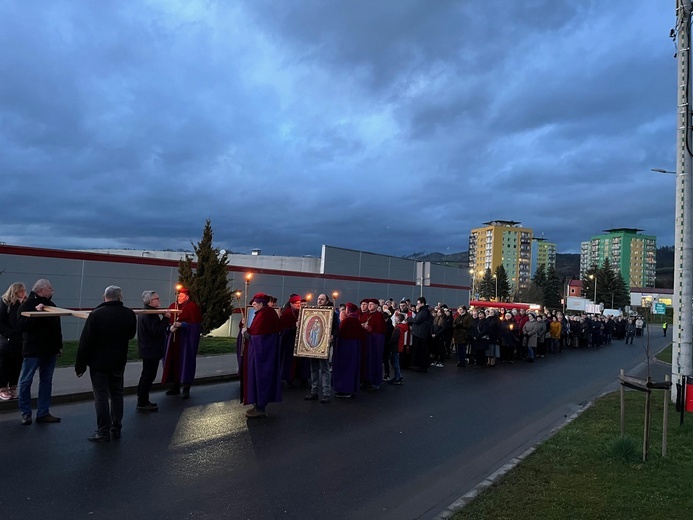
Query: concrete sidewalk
[[0, 354, 239, 413]]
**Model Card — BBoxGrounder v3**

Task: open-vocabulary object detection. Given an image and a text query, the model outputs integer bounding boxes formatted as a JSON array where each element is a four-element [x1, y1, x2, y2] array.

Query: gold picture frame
[[294, 306, 333, 359]]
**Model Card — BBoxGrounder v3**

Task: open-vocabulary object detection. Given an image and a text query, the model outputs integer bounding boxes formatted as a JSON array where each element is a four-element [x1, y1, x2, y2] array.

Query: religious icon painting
[[294, 306, 333, 359]]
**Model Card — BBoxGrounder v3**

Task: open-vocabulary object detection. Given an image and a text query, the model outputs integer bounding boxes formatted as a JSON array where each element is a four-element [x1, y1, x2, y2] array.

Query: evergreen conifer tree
[[581, 265, 598, 301], [543, 265, 562, 310], [479, 268, 495, 301], [494, 264, 512, 302], [528, 264, 547, 304], [612, 270, 631, 309], [178, 219, 235, 335]]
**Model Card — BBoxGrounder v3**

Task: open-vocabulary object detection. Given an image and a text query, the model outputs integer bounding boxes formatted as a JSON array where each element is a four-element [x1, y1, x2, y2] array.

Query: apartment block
[[469, 220, 533, 293], [579, 228, 656, 287], [534, 238, 556, 271]]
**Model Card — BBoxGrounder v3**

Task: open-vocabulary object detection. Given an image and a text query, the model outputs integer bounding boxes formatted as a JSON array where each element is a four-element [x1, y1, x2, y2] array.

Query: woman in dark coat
[[0, 282, 26, 400], [471, 310, 491, 367], [430, 309, 447, 367], [452, 306, 473, 367]]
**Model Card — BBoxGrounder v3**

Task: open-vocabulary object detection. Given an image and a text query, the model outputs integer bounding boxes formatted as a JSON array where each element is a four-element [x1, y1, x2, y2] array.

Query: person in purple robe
[[240, 292, 282, 418], [332, 303, 366, 398], [162, 287, 202, 400], [279, 294, 302, 387], [362, 298, 386, 390]]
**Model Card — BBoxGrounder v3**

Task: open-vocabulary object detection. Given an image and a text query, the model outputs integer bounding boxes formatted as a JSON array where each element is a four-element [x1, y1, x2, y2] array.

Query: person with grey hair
[[136, 290, 170, 412], [16, 279, 63, 425], [75, 285, 136, 442]]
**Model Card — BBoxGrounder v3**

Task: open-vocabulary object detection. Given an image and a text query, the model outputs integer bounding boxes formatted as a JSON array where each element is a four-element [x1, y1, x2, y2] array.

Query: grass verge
[[656, 344, 672, 364], [453, 389, 693, 519], [57, 336, 236, 368]]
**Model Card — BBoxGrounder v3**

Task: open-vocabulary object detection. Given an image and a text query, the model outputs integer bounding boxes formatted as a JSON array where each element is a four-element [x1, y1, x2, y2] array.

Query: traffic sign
[[654, 302, 666, 315]]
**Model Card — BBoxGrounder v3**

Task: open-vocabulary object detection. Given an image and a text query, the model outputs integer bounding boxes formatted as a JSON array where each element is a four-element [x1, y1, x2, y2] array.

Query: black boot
[[166, 384, 180, 396], [181, 385, 190, 400]]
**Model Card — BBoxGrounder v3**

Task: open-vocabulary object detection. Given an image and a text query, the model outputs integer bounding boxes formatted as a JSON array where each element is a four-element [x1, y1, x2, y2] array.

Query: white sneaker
[[0, 387, 11, 401], [436, 362, 444, 368]]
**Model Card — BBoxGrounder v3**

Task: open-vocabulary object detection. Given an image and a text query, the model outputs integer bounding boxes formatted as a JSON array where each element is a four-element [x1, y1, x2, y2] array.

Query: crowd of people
[[0, 279, 656, 435], [237, 294, 657, 420]]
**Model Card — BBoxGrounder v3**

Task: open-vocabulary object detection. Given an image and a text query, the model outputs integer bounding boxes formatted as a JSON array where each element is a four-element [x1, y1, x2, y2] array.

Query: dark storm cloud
[[0, 0, 678, 258]]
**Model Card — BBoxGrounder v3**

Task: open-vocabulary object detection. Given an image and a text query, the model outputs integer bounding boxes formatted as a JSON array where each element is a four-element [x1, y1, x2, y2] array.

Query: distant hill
[[405, 248, 674, 288], [555, 254, 580, 281]]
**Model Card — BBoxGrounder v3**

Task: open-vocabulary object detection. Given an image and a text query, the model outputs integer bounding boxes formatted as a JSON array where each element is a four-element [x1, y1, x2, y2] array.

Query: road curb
[[0, 372, 238, 414]]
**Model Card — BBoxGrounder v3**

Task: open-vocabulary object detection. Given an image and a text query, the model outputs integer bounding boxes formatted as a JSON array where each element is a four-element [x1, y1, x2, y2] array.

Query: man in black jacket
[[16, 279, 63, 426], [406, 297, 432, 372], [76, 286, 136, 442], [136, 290, 170, 412]]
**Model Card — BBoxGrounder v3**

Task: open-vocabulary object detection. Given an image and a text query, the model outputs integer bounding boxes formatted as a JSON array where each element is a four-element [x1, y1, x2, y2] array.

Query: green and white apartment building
[[579, 228, 657, 288]]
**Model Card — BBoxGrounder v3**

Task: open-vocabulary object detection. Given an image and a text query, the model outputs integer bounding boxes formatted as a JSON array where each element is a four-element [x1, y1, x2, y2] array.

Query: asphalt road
[[0, 333, 670, 520]]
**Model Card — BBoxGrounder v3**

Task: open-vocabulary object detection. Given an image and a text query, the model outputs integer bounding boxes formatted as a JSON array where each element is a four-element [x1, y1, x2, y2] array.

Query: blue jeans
[[527, 346, 535, 360], [18, 356, 57, 417], [390, 351, 402, 381], [309, 358, 331, 397]]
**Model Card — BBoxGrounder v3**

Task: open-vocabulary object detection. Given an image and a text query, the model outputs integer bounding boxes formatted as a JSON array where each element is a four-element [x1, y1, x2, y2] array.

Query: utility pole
[[672, 0, 693, 400]]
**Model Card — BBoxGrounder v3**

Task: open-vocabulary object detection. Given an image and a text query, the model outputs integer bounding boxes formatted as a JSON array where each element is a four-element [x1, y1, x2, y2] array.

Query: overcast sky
[[0, 1, 677, 258]]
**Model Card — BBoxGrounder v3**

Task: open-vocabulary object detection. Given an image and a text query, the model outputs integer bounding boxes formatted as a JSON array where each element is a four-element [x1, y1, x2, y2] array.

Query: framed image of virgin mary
[[294, 306, 333, 359]]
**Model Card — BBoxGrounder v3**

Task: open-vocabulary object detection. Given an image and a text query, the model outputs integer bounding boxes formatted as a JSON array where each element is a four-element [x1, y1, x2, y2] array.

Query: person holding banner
[[304, 294, 337, 403]]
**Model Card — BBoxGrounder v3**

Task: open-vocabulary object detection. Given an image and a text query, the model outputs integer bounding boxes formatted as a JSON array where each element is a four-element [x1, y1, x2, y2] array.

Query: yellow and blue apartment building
[[468, 220, 533, 294]]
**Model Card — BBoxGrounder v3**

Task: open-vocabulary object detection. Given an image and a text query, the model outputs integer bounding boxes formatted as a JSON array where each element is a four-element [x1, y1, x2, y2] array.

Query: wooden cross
[[21, 306, 181, 319]]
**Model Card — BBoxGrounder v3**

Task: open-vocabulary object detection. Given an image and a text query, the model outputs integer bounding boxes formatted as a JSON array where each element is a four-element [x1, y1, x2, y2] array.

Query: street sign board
[[654, 302, 666, 315]]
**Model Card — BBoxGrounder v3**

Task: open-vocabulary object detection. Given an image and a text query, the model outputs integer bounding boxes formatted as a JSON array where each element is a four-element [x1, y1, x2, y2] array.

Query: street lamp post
[[669, 2, 693, 399], [493, 274, 498, 301], [469, 269, 474, 305], [589, 273, 597, 305]]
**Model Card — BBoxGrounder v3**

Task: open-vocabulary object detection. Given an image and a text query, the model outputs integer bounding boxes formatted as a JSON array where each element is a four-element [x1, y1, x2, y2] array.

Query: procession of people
[[0, 278, 657, 440]]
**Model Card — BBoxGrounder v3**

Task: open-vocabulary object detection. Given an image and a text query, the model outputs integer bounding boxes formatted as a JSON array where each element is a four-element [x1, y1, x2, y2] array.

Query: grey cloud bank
[[0, 1, 676, 257]]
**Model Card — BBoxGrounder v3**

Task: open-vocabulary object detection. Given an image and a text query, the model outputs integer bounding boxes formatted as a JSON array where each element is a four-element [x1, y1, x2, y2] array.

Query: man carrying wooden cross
[[16, 279, 63, 426], [75, 285, 137, 442]]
